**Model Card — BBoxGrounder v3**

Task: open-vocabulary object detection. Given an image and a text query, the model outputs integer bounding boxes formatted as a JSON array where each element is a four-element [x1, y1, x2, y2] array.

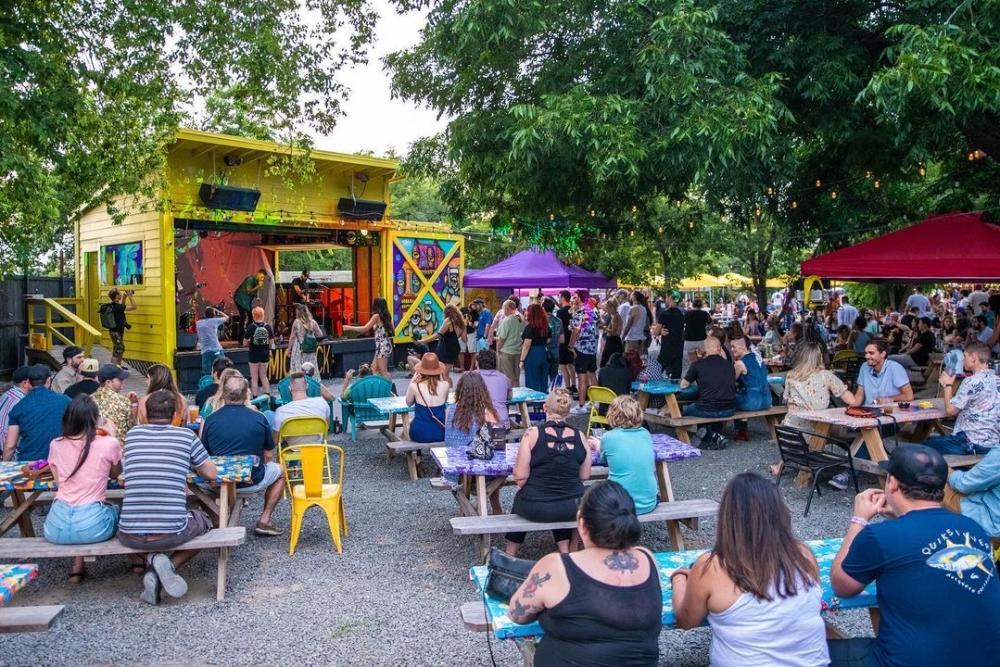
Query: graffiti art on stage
[[390, 234, 463, 342]]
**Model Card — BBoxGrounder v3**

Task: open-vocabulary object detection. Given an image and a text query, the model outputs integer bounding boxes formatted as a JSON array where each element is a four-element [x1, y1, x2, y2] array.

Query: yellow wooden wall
[[75, 196, 172, 366]]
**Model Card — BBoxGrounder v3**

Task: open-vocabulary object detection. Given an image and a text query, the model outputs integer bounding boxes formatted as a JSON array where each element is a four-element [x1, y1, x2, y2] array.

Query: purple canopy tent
[[463, 249, 616, 289]]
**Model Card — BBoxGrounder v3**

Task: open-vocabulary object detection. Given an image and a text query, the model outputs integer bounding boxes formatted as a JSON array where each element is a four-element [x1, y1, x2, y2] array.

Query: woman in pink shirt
[[43, 395, 123, 582]]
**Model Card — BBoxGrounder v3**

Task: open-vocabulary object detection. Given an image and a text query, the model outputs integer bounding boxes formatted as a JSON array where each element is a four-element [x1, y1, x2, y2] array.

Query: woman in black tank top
[[505, 388, 592, 555], [506, 481, 662, 666]]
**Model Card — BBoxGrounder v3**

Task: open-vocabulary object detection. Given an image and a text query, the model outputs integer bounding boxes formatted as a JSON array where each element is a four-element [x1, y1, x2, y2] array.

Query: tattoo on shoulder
[[604, 550, 640, 572], [521, 572, 551, 598]]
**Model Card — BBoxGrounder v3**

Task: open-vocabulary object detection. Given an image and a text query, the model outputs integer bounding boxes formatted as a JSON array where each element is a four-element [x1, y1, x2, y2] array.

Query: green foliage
[[280, 249, 353, 272], [0, 0, 378, 276]]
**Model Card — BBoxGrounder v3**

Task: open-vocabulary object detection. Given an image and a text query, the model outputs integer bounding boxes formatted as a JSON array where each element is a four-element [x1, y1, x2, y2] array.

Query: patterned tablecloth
[[0, 455, 255, 491], [0, 563, 38, 607], [432, 433, 700, 477], [631, 380, 683, 395], [795, 399, 947, 430], [470, 538, 877, 640], [368, 387, 550, 417]]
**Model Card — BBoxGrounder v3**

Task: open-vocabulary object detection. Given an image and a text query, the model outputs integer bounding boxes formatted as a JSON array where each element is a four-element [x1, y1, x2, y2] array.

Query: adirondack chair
[[341, 375, 394, 440], [276, 374, 323, 406]]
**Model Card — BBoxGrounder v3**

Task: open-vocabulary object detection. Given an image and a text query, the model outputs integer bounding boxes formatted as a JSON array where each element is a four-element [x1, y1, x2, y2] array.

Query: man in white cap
[[65, 359, 101, 399]]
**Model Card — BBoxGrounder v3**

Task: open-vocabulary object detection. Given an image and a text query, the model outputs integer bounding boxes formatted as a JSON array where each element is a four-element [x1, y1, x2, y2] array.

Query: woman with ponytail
[[506, 480, 662, 666], [43, 395, 123, 582]]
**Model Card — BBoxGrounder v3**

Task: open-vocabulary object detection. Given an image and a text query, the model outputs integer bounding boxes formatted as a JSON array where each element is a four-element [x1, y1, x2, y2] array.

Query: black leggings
[[505, 495, 580, 545]]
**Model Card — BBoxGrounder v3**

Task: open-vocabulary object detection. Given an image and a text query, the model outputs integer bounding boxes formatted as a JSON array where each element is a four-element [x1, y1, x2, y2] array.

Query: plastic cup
[[188, 406, 200, 424]]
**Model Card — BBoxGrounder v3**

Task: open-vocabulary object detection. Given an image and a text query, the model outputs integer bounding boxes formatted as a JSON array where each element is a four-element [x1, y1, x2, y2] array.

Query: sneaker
[[150, 553, 188, 598], [140, 570, 161, 605], [828, 472, 850, 490], [254, 520, 284, 537], [713, 433, 729, 450]]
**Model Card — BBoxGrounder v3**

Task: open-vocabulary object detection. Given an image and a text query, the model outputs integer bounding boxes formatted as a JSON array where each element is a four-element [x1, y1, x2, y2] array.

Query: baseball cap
[[62, 345, 84, 361], [11, 366, 30, 383], [80, 359, 100, 375], [27, 364, 51, 382], [878, 444, 947, 491], [98, 364, 129, 382]]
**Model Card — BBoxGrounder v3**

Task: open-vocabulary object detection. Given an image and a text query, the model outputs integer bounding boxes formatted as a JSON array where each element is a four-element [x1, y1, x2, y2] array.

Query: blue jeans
[[683, 404, 735, 435], [43, 500, 119, 544], [201, 348, 223, 374], [523, 346, 549, 393], [735, 391, 772, 430], [924, 431, 994, 456]]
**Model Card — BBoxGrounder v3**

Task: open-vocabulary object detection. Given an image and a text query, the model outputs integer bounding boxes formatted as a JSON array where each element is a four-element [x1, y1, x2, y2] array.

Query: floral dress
[[782, 370, 847, 429], [374, 320, 393, 359]]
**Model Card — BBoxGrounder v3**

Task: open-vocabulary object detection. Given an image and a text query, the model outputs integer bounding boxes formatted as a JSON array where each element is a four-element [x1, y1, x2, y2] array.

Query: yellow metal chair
[[281, 443, 347, 555], [586, 386, 618, 436], [275, 416, 329, 452]]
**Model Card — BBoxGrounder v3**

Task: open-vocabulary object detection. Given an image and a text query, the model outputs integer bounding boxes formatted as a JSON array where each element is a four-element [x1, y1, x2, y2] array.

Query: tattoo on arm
[[604, 550, 640, 572], [508, 598, 543, 624]]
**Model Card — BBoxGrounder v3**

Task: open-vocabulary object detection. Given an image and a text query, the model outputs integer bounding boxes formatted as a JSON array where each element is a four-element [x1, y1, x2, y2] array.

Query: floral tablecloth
[[432, 433, 700, 477], [0, 456, 254, 491], [0, 563, 38, 607], [470, 538, 877, 639]]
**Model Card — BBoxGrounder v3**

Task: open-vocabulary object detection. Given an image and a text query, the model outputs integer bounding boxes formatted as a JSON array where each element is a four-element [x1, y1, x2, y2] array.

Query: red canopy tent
[[800, 212, 1000, 282]]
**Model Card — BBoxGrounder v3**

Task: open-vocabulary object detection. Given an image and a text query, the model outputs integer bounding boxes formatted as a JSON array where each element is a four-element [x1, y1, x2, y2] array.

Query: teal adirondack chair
[[276, 374, 323, 406], [341, 375, 394, 440]]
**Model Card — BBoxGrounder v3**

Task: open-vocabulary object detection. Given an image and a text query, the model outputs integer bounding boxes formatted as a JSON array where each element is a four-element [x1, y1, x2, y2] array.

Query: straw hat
[[414, 352, 446, 376]]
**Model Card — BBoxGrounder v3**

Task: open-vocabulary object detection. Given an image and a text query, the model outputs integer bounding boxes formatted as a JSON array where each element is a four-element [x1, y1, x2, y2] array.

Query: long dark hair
[[372, 297, 393, 332], [61, 395, 101, 479], [578, 480, 641, 550], [710, 472, 819, 601], [525, 303, 548, 337], [451, 372, 498, 432]]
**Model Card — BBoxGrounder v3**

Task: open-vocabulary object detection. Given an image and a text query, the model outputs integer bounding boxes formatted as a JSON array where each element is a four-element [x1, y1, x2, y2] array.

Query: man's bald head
[[703, 336, 723, 356]]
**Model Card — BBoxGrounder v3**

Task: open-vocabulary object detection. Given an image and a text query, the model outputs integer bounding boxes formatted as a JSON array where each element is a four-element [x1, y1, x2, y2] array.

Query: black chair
[[774, 425, 859, 516]]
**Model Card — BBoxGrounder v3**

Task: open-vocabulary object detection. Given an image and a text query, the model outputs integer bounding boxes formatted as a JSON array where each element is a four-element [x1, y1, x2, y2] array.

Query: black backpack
[[99, 303, 118, 330]]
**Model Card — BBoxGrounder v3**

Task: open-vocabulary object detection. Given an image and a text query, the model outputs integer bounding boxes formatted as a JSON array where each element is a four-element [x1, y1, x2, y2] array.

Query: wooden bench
[[0, 605, 65, 633], [386, 429, 526, 481], [0, 527, 246, 601], [645, 405, 787, 444], [450, 498, 718, 547]]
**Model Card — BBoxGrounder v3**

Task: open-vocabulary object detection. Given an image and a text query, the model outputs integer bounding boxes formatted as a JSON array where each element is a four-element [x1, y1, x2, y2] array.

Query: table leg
[[663, 394, 690, 445], [475, 475, 491, 559], [218, 482, 232, 528], [657, 461, 685, 550], [637, 391, 649, 411], [859, 427, 889, 462], [0, 490, 40, 537], [518, 403, 531, 428], [401, 412, 411, 441], [386, 414, 399, 458]]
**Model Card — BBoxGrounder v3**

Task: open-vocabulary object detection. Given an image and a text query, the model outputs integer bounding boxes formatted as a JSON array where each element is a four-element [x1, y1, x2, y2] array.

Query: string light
[[864, 170, 873, 179], [590, 210, 595, 217], [815, 179, 822, 188], [658, 226, 664, 234], [675, 200, 682, 208], [830, 190, 838, 200], [766, 187, 774, 196], [918, 163, 926, 177], [549, 213, 554, 221], [631, 206, 638, 213], [873, 180, 881, 189], [629, 229, 635, 237], [791, 201, 798, 209], [688, 221, 694, 229]]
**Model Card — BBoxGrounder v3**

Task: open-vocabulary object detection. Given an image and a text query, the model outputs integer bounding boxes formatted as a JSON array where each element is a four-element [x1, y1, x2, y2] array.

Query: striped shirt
[[119, 424, 209, 534], [0, 386, 25, 446]]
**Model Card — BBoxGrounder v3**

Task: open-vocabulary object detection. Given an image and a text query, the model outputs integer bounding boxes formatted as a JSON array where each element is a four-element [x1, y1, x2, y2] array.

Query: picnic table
[[431, 433, 701, 553], [794, 399, 949, 480], [369, 387, 549, 441], [0, 455, 255, 538], [0, 563, 62, 633], [632, 379, 687, 417], [468, 537, 878, 653]]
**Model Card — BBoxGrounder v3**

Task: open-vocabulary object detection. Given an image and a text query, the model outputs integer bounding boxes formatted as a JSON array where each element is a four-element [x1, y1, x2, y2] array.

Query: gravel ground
[[2, 381, 878, 666]]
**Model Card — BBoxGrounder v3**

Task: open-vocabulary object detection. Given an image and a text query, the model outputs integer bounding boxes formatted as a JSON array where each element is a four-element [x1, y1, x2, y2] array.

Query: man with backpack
[[100, 289, 136, 366]]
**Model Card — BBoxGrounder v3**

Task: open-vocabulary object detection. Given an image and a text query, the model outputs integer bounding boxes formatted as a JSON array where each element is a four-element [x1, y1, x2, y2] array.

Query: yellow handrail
[[25, 296, 102, 354]]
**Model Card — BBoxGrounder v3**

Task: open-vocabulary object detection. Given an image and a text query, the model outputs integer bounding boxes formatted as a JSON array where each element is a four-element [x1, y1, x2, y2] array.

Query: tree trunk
[[660, 249, 671, 289]]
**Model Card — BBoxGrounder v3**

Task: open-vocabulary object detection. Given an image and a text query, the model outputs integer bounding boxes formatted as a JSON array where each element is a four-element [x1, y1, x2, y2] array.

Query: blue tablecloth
[[470, 538, 877, 640]]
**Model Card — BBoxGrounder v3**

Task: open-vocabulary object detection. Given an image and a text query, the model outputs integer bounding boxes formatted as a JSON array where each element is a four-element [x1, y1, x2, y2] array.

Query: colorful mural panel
[[388, 233, 464, 342]]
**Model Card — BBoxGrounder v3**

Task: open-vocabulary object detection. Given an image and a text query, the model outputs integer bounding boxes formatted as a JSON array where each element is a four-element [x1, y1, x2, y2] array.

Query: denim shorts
[[43, 500, 120, 545]]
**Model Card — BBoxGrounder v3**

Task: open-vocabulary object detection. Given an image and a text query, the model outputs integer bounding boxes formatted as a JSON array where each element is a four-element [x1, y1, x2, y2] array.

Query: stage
[[174, 336, 376, 392]]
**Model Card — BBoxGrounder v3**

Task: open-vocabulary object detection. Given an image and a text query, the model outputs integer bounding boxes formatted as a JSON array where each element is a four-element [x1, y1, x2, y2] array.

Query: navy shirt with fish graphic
[[843, 507, 1000, 665]]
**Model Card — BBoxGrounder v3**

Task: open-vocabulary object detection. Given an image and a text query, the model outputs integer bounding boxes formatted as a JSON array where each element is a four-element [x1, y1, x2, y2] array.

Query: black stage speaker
[[337, 198, 387, 221], [176, 331, 198, 351], [199, 183, 262, 212]]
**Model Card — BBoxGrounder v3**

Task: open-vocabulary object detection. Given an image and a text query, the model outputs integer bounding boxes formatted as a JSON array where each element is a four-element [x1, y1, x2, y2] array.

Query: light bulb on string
[[864, 170, 873, 179], [791, 201, 798, 209], [873, 180, 881, 189], [918, 163, 926, 177], [590, 210, 595, 217], [629, 229, 635, 237], [830, 190, 838, 200], [631, 206, 638, 214], [675, 200, 682, 208], [767, 186, 774, 196], [815, 179, 822, 188], [688, 221, 694, 229], [658, 226, 664, 234], [549, 213, 554, 221]]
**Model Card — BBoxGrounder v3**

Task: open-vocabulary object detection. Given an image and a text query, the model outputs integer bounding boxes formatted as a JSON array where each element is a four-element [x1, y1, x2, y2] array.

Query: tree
[[0, 0, 378, 275]]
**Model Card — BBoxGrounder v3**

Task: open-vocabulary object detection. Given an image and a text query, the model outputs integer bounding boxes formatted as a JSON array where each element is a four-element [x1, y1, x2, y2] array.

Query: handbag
[[485, 546, 536, 603], [467, 423, 509, 460]]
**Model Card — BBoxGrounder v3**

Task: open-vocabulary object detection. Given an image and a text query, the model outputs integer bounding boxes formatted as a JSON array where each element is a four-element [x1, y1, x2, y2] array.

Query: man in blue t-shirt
[[200, 374, 284, 537], [830, 445, 1000, 665], [473, 299, 493, 352], [3, 365, 70, 461]]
